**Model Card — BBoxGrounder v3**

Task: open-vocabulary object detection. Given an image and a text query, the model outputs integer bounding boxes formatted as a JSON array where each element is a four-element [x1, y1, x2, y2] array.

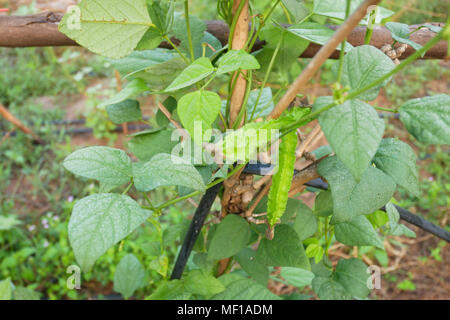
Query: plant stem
[[336, 0, 351, 84], [163, 35, 190, 64], [247, 0, 281, 51], [184, 0, 195, 62], [122, 182, 133, 195], [374, 106, 397, 113], [249, 37, 282, 121]]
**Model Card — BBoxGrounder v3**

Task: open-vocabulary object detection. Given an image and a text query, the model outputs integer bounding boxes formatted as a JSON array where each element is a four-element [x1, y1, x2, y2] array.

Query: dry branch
[[0, 13, 446, 60]]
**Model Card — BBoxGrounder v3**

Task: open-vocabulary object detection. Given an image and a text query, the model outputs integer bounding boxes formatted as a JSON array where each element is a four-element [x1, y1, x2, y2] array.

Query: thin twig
[[296, 124, 322, 158]]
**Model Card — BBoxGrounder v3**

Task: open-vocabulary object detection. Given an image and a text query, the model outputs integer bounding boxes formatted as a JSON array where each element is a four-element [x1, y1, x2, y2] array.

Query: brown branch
[[0, 104, 44, 144], [268, 0, 383, 119], [0, 13, 446, 60], [229, 0, 249, 128]]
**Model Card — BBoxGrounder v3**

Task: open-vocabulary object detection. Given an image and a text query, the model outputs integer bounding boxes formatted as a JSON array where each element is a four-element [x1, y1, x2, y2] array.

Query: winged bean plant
[[58, 0, 449, 300]]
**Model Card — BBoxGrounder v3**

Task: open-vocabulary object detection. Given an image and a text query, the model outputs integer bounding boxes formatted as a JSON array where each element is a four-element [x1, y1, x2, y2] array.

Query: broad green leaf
[[334, 258, 370, 299], [172, 13, 206, 55], [127, 129, 178, 162], [114, 254, 145, 299], [281, 0, 310, 22], [312, 276, 351, 300], [0, 278, 12, 300], [399, 94, 450, 145], [258, 26, 309, 77], [106, 99, 142, 124], [314, 97, 385, 180], [146, 0, 174, 33], [69, 193, 152, 271], [177, 90, 222, 138], [293, 203, 318, 240], [212, 276, 281, 300], [334, 215, 384, 248], [254, 197, 304, 224], [133, 153, 206, 192], [13, 287, 40, 300], [184, 270, 225, 296], [166, 57, 214, 92], [0, 215, 22, 231], [314, 190, 333, 217], [257, 224, 310, 270], [59, 0, 152, 59], [208, 215, 251, 260], [136, 27, 163, 51], [385, 202, 400, 229], [305, 243, 325, 264], [140, 57, 187, 89], [267, 131, 297, 226], [235, 248, 270, 286], [338, 45, 396, 101], [217, 50, 261, 74], [247, 87, 274, 120], [318, 157, 396, 223], [313, 0, 394, 24], [288, 23, 353, 52], [194, 32, 223, 59], [63, 146, 132, 187], [280, 267, 315, 288], [99, 78, 149, 108], [390, 224, 416, 238], [110, 49, 175, 79], [373, 138, 420, 197], [386, 22, 422, 52], [147, 280, 191, 300]]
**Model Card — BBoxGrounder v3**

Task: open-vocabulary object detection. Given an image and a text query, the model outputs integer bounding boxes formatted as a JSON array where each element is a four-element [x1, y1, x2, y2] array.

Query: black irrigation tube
[[171, 182, 223, 280]]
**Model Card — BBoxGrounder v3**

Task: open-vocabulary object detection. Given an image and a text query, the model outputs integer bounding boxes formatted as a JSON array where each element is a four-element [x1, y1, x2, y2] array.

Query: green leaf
[[147, 280, 191, 300], [338, 45, 396, 101], [288, 23, 353, 52], [177, 90, 222, 138], [305, 243, 325, 264], [293, 203, 318, 240], [312, 276, 351, 300], [59, 0, 152, 59], [386, 22, 422, 52], [334, 258, 370, 298], [390, 224, 416, 238], [0, 215, 22, 231], [110, 49, 175, 79], [314, 97, 385, 181], [257, 224, 310, 270], [385, 202, 400, 229], [127, 128, 178, 162], [318, 157, 396, 223], [172, 13, 206, 55], [133, 153, 206, 192], [13, 287, 40, 300], [313, 0, 394, 24], [267, 131, 297, 226], [247, 87, 274, 120], [281, 0, 310, 22], [280, 267, 315, 287], [114, 254, 145, 299], [136, 27, 163, 51], [399, 94, 450, 145], [217, 50, 261, 74], [314, 190, 333, 217], [235, 248, 270, 286], [212, 275, 281, 300], [258, 26, 309, 77], [0, 278, 12, 300], [166, 57, 214, 92], [194, 32, 223, 59], [208, 215, 251, 260], [106, 99, 142, 124], [63, 146, 132, 187], [140, 57, 187, 89], [99, 78, 149, 108], [184, 270, 225, 296], [373, 138, 420, 197], [334, 215, 384, 248], [69, 194, 152, 271]]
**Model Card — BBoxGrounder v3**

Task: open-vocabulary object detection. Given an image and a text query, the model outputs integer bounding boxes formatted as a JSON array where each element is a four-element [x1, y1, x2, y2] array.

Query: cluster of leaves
[[53, 0, 450, 300]]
